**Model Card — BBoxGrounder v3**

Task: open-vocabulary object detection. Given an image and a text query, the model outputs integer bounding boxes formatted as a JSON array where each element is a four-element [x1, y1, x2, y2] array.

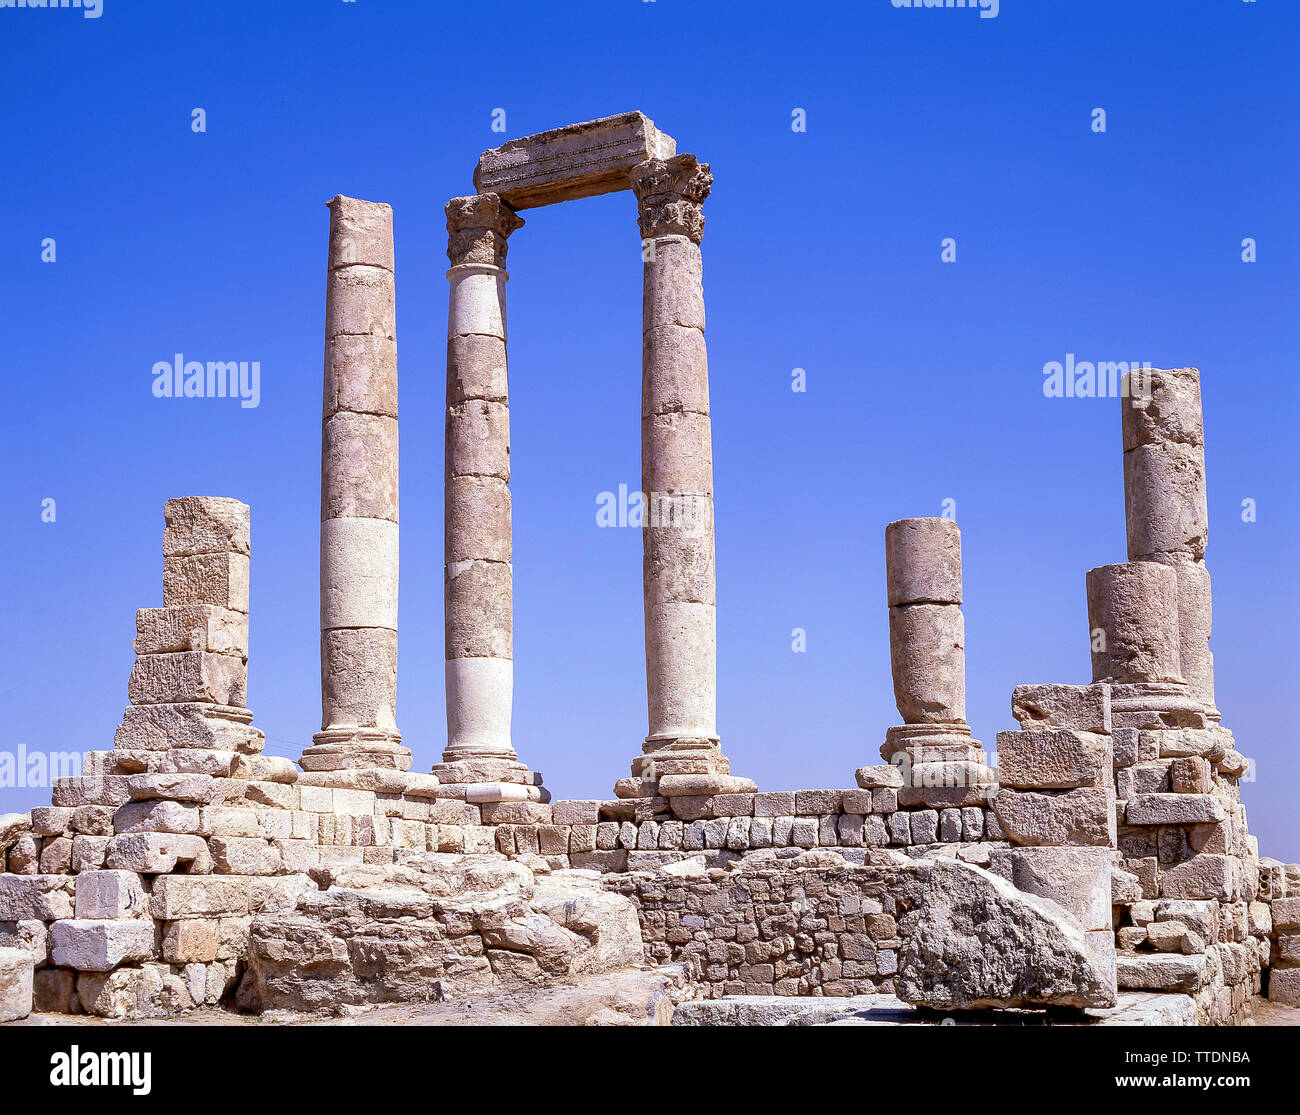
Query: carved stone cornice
[[445, 193, 525, 268], [630, 154, 712, 244]]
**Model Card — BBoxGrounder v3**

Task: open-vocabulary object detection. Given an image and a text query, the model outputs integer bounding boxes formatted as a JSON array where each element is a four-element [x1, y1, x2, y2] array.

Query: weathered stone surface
[[888, 603, 965, 723], [885, 518, 962, 606], [162, 496, 250, 558], [990, 787, 1117, 847], [474, 111, 676, 210], [897, 860, 1116, 1010], [75, 870, 149, 920], [0, 875, 73, 921], [1010, 683, 1111, 734], [1086, 562, 1182, 684], [0, 948, 34, 1023], [50, 919, 156, 972], [1125, 793, 1226, 827], [995, 729, 1110, 789], [134, 605, 249, 657]]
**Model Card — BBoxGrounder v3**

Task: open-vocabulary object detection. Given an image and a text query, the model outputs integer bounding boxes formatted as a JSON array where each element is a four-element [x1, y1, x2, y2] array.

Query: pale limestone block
[[114, 703, 258, 752], [444, 560, 512, 659], [51, 920, 156, 972], [643, 324, 709, 417], [0, 876, 73, 921], [641, 411, 713, 497], [1125, 793, 1226, 826], [328, 195, 394, 272], [105, 832, 210, 874], [995, 729, 1111, 789], [446, 400, 510, 480], [1124, 441, 1208, 560], [126, 774, 216, 803], [326, 264, 395, 340], [448, 266, 507, 340], [325, 332, 398, 421], [643, 237, 704, 332], [644, 601, 716, 741], [474, 111, 676, 209], [162, 553, 250, 614], [1121, 367, 1203, 452], [1010, 682, 1111, 734], [209, 837, 281, 876], [0, 948, 34, 1023], [1009, 847, 1113, 930], [162, 497, 250, 558], [1086, 562, 1183, 684], [888, 603, 965, 723], [990, 786, 1117, 847], [320, 516, 399, 629], [320, 626, 398, 731], [643, 495, 715, 605], [113, 800, 200, 835], [447, 333, 508, 404], [322, 411, 399, 522], [128, 651, 246, 707], [75, 870, 148, 920], [134, 605, 249, 657], [445, 475, 511, 563], [885, 518, 962, 606], [151, 876, 251, 920]]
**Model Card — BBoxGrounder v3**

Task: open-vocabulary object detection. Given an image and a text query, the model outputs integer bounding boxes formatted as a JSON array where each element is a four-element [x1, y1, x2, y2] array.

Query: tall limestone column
[[620, 154, 754, 801], [302, 196, 411, 773], [433, 193, 545, 803], [876, 518, 988, 803], [1121, 367, 1219, 722]]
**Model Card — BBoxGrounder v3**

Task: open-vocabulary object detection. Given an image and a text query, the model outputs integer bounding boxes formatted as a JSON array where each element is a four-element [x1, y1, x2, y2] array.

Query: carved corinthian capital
[[445, 192, 525, 268], [630, 154, 713, 244]]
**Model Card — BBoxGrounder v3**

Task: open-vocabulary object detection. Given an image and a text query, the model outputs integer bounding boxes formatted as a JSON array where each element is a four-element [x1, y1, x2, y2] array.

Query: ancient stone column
[[1121, 367, 1218, 720], [432, 194, 544, 802], [877, 518, 987, 800], [301, 196, 410, 773], [621, 154, 753, 801], [1085, 561, 1183, 685]]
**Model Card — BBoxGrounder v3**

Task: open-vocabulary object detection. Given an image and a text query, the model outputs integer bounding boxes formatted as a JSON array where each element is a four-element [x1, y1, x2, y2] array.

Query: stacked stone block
[[874, 518, 992, 808], [303, 195, 411, 775], [1260, 859, 1300, 1006]]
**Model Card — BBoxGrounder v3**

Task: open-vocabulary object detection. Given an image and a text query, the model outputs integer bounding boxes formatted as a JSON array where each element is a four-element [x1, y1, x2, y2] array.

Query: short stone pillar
[[301, 196, 410, 773], [618, 154, 753, 801], [875, 518, 989, 803], [433, 193, 545, 802], [1121, 367, 1218, 720]]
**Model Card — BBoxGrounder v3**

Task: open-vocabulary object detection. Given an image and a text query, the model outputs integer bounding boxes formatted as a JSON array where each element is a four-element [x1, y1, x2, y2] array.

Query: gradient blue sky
[[2, 0, 1297, 859]]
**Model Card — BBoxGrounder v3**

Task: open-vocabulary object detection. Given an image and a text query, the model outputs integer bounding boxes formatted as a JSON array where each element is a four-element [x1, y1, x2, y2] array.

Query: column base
[[301, 728, 411, 772], [879, 724, 993, 808], [430, 754, 546, 802], [880, 723, 985, 765], [617, 736, 756, 799], [1108, 682, 1208, 730]]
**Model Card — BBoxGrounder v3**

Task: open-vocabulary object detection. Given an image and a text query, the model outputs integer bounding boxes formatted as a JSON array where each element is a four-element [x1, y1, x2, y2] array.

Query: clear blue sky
[[2, 0, 1297, 860]]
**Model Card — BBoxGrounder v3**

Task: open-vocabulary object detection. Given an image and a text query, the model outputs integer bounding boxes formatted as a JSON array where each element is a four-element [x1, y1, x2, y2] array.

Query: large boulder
[[897, 859, 1117, 1010], [238, 853, 645, 1013]]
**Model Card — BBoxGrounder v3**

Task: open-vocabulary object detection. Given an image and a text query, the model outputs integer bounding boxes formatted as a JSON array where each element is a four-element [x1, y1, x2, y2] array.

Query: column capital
[[445, 193, 525, 268], [630, 154, 712, 243]]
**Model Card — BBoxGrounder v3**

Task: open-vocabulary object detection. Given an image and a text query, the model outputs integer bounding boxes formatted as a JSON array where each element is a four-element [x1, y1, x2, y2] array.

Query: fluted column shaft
[[303, 195, 410, 773]]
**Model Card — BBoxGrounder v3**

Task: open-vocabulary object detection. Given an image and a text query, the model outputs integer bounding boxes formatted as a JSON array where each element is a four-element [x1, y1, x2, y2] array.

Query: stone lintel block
[[446, 400, 510, 481], [1085, 562, 1182, 685], [163, 497, 250, 558], [104, 832, 211, 875], [114, 702, 258, 752], [643, 324, 709, 417], [150, 876, 252, 920], [322, 411, 399, 522], [474, 111, 676, 210], [326, 264, 395, 340], [325, 332, 398, 419], [163, 552, 251, 615], [320, 517, 399, 630], [0, 875, 74, 921], [328, 194, 394, 272], [1124, 441, 1209, 561], [1010, 683, 1111, 734], [1124, 793, 1226, 827], [990, 786, 1117, 848], [134, 605, 249, 658], [74, 870, 149, 920], [641, 411, 714, 497], [321, 626, 399, 732], [1121, 367, 1203, 452], [885, 518, 962, 606], [995, 729, 1112, 790], [888, 604, 965, 723], [128, 651, 246, 708], [51, 919, 157, 972]]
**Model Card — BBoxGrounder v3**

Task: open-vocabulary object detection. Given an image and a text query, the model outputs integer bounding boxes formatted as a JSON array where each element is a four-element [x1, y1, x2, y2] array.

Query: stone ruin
[[1, 112, 1297, 1027]]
